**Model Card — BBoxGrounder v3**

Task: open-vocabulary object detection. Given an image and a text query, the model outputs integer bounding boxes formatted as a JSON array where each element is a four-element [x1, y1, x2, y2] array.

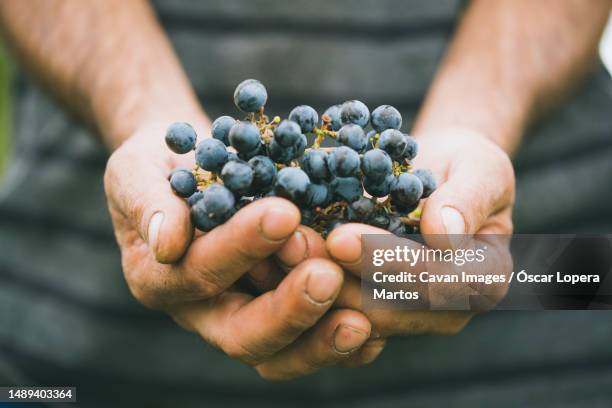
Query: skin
[[0, 0, 610, 380]]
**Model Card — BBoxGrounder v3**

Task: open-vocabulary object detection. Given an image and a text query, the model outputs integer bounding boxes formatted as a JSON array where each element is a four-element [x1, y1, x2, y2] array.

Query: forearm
[[0, 0, 207, 149], [414, 0, 611, 155]]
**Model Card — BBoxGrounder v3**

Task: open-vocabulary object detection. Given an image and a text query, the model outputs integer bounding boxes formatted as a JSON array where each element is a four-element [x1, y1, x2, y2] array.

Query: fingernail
[[327, 232, 362, 264], [148, 212, 164, 254], [333, 325, 369, 354], [441, 206, 465, 235], [305, 269, 342, 304], [261, 205, 299, 241]]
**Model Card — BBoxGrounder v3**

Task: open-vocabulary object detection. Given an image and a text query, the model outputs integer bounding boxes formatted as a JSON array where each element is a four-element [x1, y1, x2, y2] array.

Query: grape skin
[[234, 79, 268, 113], [229, 121, 262, 153], [169, 168, 197, 198], [274, 120, 302, 148], [328, 146, 360, 178], [338, 124, 367, 153], [165, 122, 197, 154], [331, 177, 362, 203], [211, 116, 236, 146], [248, 155, 277, 193], [301, 149, 331, 182], [340, 100, 370, 128], [274, 167, 311, 204], [378, 129, 407, 160], [370, 105, 402, 133], [413, 168, 437, 198], [289, 105, 318, 133], [361, 148, 392, 182], [195, 138, 229, 172], [323, 104, 343, 131], [221, 160, 254, 196], [391, 173, 424, 207]]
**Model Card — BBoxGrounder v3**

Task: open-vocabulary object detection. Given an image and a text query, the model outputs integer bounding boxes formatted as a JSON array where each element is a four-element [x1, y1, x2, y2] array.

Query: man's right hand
[[103, 123, 374, 380]]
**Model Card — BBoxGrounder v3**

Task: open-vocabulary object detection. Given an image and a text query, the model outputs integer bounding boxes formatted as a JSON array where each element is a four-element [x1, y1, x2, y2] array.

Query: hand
[[326, 128, 515, 339], [104, 122, 373, 380]]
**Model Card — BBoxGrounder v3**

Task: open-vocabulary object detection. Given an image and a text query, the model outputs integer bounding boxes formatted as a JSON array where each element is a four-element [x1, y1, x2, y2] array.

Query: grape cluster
[[165, 79, 437, 237]]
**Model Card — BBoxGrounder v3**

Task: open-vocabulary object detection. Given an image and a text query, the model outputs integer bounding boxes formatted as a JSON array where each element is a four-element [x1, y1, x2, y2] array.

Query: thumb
[[419, 155, 514, 246], [105, 146, 193, 264]]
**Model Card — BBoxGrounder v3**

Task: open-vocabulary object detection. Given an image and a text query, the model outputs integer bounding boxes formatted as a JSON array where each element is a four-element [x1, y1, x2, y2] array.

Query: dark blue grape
[[187, 190, 205, 206], [387, 215, 403, 234], [365, 129, 377, 151], [165, 122, 197, 154], [227, 151, 240, 162], [238, 142, 265, 161], [248, 155, 277, 192], [220, 160, 254, 196], [323, 104, 343, 131], [340, 100, 370, 128], [274, 167, 311, 203], [413, 169, 437, 198], [195, 138, 229, 172], [304, 182, 332, 209], [338, 124, 367, 152], [370, 105, 402, 133], [403, 135, 418, 161], [274, 120, 302, 148], [202, 184, 236, 222], [233, 79, 267, 112], [367, 208, 391, 229], [347, 197, 376, 221], [267, 139, 294, 164], [169, 168, 197, 197], [330, 176, 362, 203], [361, 148, 392, 182], [289, 105, 318, 133], [211, 116, 236, 146], [301, 149, 330, 182], [229, 121, 261, 153], [190, 200, 221, 232], [292, 134, 307, 159], [378, 129, 407, 160], [395, 201, 419, 216], [363, 173, 394, 197], [391, 173, 423, 207], [328, 146, 360, 177]]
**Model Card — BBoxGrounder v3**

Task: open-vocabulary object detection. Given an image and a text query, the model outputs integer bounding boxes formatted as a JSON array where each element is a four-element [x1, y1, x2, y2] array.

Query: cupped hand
[[104, 122, 373, 380], [326, 128, 515, 339]]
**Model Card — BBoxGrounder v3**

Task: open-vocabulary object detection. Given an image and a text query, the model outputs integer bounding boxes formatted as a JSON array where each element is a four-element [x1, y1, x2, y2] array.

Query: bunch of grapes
[[165, 79, 437, 237]]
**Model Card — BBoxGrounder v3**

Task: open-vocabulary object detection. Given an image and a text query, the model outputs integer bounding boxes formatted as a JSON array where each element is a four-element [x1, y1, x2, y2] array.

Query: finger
[[169, 258, 344, 366], [105, 141, 194, 264], [340, 338, 386, 368], [276, 225, 330, 272], [255, 309, 371, 381], [335, 273, 472, 337], [247, 258, 285, 293], [326, 223, 392, 277], [248, 226, 329, 293], [419, 145, 514, 245], [179, 197, 300, 298]]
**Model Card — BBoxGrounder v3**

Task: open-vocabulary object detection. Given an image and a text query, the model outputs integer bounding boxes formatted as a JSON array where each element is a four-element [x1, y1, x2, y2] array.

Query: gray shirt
[[1, 0, 612, 406]]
